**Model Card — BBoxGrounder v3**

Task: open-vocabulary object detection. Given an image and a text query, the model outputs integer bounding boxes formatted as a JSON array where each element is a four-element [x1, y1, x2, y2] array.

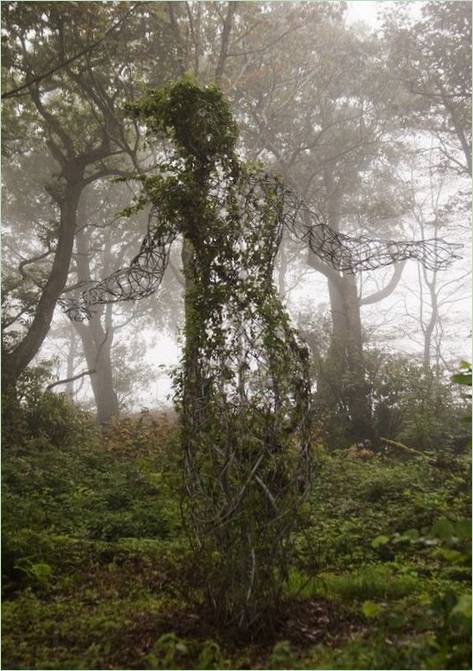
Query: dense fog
[[3, 1, 471, 418], [2, 3, 471, 668]]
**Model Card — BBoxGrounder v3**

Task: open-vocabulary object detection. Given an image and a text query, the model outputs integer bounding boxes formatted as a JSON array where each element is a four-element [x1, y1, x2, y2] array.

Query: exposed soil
[[108, 597, 364, 669]]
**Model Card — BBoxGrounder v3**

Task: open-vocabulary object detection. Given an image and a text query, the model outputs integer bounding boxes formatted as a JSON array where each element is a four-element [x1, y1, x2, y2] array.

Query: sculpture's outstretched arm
[[279, 181, 462, 273], [59, 205, 176, 321], [304, 224, 462, 272]]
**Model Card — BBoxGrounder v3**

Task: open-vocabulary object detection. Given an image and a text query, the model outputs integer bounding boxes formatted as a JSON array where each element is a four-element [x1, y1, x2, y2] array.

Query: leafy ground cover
[[2, 392, 471, 669]]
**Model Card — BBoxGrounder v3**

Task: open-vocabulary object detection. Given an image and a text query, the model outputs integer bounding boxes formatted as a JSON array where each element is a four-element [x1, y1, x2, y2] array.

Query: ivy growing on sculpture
[[60, 78, 460, 629]]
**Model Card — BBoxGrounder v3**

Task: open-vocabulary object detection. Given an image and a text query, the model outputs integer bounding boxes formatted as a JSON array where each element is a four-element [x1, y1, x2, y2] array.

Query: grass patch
[[287, 565, 420, 602]]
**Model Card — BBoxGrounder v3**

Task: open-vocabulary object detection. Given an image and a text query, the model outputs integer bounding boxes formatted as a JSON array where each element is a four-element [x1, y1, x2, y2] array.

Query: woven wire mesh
[[58, 204, 176, 320], [178, 170, 312, 628], [259, 173, 462, 273], [60, 171, 461, 321]]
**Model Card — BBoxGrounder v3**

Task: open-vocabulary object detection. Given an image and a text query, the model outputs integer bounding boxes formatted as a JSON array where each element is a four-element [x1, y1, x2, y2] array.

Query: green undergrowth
[[2, 393, 471, 669]]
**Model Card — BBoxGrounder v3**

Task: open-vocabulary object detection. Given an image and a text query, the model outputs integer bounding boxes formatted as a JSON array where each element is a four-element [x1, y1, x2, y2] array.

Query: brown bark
[[438, 80, 472, 176], [326, 272, 374, 442], [321, 167, 373, 442], [74, 312, 119, 425], [65, 327, 78, 400], [215, 2, 237, 85]]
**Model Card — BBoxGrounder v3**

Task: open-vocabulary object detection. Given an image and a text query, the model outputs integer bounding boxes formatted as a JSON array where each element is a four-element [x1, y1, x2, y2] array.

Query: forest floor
[[2, 407, 471, 670]]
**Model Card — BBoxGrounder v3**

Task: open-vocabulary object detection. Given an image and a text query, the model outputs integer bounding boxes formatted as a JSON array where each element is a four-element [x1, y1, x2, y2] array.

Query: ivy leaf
[[451, 373, 472, 386], [450, 594, 472, 629], [431, 517, 454, 541]]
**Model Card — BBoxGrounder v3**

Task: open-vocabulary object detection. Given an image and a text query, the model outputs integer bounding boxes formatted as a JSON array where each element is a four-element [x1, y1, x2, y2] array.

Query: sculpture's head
[[129, 77, 238, 167]]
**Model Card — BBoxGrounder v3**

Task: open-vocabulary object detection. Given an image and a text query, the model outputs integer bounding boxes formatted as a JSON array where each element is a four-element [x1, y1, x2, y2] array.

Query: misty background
[[2, 0, 471, 419]]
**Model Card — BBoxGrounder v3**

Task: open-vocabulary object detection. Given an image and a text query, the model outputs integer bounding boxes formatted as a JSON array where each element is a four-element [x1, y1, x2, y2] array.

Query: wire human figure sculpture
[[60, 80, 460, 629]]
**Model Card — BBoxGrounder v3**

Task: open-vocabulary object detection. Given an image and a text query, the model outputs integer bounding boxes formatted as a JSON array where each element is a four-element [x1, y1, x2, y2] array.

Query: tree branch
[[215, 2, 236, 85], [360, 261, 406, 306], [46, 368, 96, 391], [2, 3, 143, 100]]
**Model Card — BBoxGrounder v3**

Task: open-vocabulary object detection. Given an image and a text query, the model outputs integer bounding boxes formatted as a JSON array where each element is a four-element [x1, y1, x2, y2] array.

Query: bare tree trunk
[[2, 174, 83, 392], [65, 326, 78, 400], [322, 167, 373, 442], [73, 222, 119, 425], [74, 310, 119, 425], [326, 272, 373, 442]]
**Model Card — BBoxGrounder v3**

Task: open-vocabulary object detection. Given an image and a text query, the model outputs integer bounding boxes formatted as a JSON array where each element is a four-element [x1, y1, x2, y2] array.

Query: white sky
[[346, 1, 384, 27], [345, 1, 423, 28]]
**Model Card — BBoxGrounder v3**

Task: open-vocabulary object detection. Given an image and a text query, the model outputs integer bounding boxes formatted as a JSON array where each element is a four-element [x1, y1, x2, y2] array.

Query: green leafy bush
[[2, 388, 181, 597], [2, 365, 470, 670], [302, 449, 470, 572], [2, 362, 98, 451], [301, 333, 470, 450]]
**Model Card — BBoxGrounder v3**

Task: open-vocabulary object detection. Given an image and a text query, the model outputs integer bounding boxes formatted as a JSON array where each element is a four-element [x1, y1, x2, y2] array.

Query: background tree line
[[2, 0, 471, 444]]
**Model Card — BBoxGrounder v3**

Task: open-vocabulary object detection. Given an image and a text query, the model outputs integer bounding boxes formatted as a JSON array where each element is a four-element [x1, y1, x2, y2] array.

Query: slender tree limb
[[46, 368, 96, 391], [215, 2, 237, 85], [226, 24, 303, 58], [360, 261, 406, 306], [167, 2, 187, 75], [18, 245, 54, 282], [2, 3, 143, 100]]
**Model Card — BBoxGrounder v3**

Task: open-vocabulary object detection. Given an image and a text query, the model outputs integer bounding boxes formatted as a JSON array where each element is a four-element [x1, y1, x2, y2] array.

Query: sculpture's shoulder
[[230, 168, 289, 204]]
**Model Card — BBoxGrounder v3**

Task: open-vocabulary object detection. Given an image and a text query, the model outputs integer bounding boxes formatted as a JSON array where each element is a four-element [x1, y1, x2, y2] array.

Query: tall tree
[[1, 2, 160, 405], [384, 1, 472, 176], [402, 151, 471, 372], [230, 4, 412, 441], [1, 3, 129, 390]]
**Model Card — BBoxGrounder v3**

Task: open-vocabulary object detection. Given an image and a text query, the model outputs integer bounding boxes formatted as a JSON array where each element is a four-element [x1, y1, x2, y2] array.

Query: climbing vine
[[126, 78, 313, 629]]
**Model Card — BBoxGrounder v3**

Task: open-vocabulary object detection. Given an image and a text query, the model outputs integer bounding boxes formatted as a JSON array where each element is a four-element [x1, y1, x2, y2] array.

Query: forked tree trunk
[[319, 168, 373, 443], [326, 273, 373, 442], [74, 310, 119, 425]]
